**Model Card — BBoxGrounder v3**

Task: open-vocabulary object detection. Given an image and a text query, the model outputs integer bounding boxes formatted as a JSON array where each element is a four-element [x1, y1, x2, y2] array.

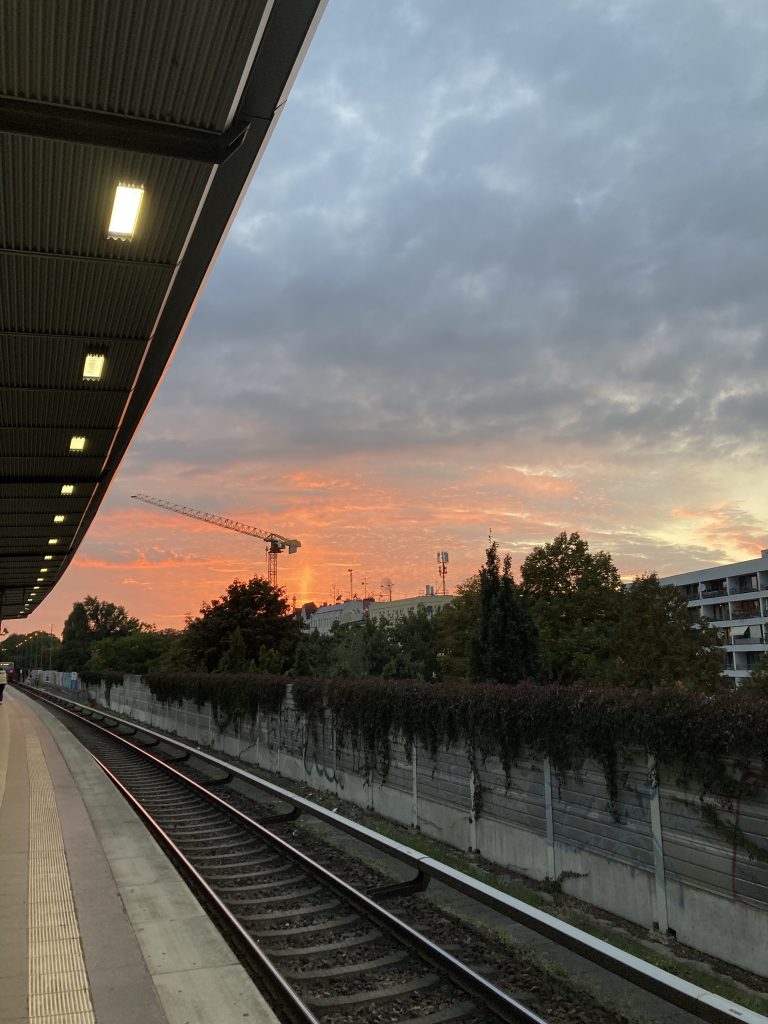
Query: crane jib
[[130, 494, 300, 587]]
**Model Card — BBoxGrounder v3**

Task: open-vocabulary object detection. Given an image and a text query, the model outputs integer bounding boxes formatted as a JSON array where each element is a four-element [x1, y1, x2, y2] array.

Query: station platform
[[0, 685, 279, 1024]]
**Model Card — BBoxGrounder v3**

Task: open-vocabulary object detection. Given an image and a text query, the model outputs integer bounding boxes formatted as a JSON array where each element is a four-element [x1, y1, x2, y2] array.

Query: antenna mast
[[437, 551, 449, 596]]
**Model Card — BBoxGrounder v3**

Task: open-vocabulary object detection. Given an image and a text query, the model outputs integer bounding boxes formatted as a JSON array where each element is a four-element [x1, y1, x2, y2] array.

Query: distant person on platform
[[0, 668, 6, 704]]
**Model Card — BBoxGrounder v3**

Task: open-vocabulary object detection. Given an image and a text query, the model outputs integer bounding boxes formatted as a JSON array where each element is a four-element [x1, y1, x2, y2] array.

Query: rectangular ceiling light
[[48, 538, 59, 545], [82, 353, 105, 380], [69, 436, 86, 451], [53, 515, 65, 523], [61, 484, 74, 495], [44, 554, 53, 560], [40, 568, 48, 573], [108, 184, 144, 240]]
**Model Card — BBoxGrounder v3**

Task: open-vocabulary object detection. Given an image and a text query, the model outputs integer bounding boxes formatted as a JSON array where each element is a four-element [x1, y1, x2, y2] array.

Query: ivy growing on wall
[[144, 672, 286, 731], [291, 678, 768, 803], [96, 669, 768, 803]]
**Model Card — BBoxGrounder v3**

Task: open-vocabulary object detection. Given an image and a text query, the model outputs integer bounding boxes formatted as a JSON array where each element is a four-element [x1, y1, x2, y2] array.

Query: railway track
[[42, 695, 551, 1024], [28, 687, 760, 1024]]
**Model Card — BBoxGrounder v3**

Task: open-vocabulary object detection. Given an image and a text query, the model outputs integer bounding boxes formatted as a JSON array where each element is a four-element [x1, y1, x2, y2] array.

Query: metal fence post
[[648, 754, 670, 933], [411, 742, 419, 829], [543, 757, 557, 879]]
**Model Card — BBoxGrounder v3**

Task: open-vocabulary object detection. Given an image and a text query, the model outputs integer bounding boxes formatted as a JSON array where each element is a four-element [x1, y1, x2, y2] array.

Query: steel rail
[[34, 689, 549, 1024], [23, 685, 767, 1024], [91, 754, 321, 1024]]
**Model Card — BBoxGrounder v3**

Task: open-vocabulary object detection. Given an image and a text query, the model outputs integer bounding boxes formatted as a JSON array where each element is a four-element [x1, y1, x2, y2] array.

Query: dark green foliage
[[291, 677, 768, 800], [470, 541, 539, 684], [521, 532, 623, 684], [144, 672, 286, 730], [89, 629, 181, 675], [58, 595, 143, 671], [611, 573, 725, 690], [741, 654, 768, 696], [0, 630, 61, 672], [218, 627, 249, 673], [434, 576, 480, 680], [291, 629, 335, 677], [387, 606, 441, 680], [182, 576, 300, 672], [292, 610, 441, 682]]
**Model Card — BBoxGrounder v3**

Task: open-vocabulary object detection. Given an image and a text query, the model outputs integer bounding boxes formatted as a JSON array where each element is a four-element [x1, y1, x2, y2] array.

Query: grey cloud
[[140, 0, 768, 468]]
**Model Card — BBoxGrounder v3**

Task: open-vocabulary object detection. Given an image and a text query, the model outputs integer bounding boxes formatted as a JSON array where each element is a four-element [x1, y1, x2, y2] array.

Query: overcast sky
[[26, 0, 768, 632]]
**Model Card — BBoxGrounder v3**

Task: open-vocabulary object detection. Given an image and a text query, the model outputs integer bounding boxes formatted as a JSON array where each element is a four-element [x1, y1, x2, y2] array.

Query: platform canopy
[[0, 0, 325, 621]]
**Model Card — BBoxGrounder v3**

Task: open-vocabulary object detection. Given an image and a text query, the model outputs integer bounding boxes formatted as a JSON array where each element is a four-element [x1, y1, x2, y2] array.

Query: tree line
[[4, 531, 766, 692]]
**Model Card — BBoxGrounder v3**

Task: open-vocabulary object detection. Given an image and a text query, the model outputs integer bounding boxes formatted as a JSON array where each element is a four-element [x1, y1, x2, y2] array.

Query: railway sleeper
[[232, 883, 324, 907], [212, 863, 295, 887], [240, 898, 342, 921], [222, 872, 306, 895], [250, 913, 360, 937], [263, 929, 384, 957], [400, 1001, 479, 1024], [305, 972, 441, 1008], [282, 950, 409, 981]]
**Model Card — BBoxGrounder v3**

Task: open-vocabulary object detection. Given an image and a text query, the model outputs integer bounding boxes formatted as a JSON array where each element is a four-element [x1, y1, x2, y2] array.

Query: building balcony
[[701, 587, 727, 598], [728, 585, 760, 595]]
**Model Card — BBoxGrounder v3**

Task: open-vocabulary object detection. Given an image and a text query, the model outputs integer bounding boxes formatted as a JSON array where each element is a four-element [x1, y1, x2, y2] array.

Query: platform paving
[[0, 688, 280, 1024]]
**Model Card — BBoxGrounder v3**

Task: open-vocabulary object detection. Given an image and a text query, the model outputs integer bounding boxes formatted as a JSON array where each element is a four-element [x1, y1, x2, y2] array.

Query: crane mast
[[132, 494, 300, 587]]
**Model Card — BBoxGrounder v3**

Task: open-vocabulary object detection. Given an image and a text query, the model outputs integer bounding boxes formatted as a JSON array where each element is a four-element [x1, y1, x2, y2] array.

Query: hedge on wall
[[143, 672, 286, 731], [98, 669, 768, 802], [291, 678, 768, 803]]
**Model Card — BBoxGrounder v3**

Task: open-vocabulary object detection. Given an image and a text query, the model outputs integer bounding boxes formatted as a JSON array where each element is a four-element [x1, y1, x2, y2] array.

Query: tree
[[182, 576, 300, 672], [435, 575, 481, 680], [386, 607, 441, 681], [291, 629, 335, 678], [611, 574, 724, 690], [0, 631, 61, 674], [89, 629, 181, 675], [521, 532, 622, 684], [470, 541, 539, 684], [217, 627, 249, 673], [739, 654, 768, 696], [58, 596, 142, 671]]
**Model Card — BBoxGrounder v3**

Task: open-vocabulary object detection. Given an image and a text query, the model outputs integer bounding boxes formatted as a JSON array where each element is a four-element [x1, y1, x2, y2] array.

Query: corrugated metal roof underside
[[0, 256, 175, 336], [0, 0, 271, 130], [0, 336, 145, 391], [0, 0, 326, 619], [0, 135, 213, 264]]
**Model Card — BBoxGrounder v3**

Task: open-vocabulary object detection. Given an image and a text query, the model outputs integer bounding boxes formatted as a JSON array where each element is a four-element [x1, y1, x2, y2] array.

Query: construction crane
[[131, 494, 300, 587]]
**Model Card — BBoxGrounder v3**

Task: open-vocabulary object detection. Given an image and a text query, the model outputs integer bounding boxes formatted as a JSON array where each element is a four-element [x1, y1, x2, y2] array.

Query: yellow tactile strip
[[27, 731, 96, 1023]]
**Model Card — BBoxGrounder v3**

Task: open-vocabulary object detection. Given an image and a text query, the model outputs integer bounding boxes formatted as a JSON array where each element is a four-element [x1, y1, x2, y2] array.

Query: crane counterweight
[[131, 493, 300, 587]]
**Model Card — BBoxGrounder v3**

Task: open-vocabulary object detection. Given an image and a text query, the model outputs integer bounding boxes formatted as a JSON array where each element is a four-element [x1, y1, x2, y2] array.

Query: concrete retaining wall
[[72, 674, 768, 976]]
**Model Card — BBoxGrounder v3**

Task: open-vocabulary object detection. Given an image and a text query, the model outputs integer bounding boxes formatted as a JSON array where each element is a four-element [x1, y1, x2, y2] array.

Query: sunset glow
[[19, 1, 768, 635]]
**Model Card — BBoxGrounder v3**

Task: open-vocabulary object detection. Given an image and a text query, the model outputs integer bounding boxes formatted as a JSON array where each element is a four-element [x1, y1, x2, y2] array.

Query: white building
[[306, 600, 367, 635], [660, 552, 768, 683], [367, 593, 453, 625], [307, 592, 454, 634]]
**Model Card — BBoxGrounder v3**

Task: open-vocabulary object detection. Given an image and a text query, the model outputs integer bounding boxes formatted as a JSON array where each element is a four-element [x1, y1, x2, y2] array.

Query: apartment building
[[367, 593, 453, 625], [660, 552, 768, 682]]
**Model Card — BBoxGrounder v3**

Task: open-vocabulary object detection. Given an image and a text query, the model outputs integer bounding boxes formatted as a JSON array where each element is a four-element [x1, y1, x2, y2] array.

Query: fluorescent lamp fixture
[[40, 568, 48, 573], [82, 353, 105, 381], [61, 484, 74, 495], [108, 184, 144, 239], [48, 538, 59, 545], [69, 436, 86, 451], [53, 515, 65, 523], [44, 555, 53, 560], [37, 577, 43, 582]]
